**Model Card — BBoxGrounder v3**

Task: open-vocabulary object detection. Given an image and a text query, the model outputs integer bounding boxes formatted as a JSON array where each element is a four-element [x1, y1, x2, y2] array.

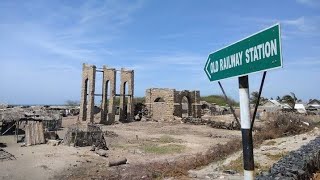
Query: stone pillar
[[145, 89, 152, 117], [192, 90, 201, 118], [101, 66, 116, 124], [79, 64, 96, 124], [119, 68, 134, 122]]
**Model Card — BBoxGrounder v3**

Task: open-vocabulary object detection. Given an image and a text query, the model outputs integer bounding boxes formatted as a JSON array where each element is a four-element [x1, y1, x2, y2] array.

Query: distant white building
[[260, 99, 291, 112], [307, 99, 320, 109], [294, 103, 307, 114]]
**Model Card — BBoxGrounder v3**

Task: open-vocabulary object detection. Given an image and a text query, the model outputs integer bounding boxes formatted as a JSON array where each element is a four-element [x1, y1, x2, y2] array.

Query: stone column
[[79, 64, 89, 122], [101, 66, 116, 124], [79, 64, 96, 124], [119, 68, 134, 122], [87, 65, 96, 123]]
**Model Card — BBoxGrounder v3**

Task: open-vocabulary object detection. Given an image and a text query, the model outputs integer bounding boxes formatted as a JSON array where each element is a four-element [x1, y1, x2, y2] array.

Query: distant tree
[[270, 97, 274, 100], [281, 92, 297, 109], [250, 91, 267, 107], [65, 100, 80, 107], [200, 95, 238, 107], [276, 96, 281, 101]]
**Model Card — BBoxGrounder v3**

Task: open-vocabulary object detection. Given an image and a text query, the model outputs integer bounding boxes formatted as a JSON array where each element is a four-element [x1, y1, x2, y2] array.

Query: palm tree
[[281, 92, 297, 110]]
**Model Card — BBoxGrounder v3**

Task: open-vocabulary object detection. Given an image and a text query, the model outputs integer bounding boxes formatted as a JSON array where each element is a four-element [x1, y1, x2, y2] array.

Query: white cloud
[[0, 0, 145, 63], [296, 0, 320, 7], [238, 16, 320, 38]]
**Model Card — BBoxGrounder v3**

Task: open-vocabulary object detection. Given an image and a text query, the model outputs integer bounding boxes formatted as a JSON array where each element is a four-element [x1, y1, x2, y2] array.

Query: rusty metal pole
[[239, 75, 254, 179]]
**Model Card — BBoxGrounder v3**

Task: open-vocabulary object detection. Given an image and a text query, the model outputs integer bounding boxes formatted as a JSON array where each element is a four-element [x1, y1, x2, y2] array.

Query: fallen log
[[109, 157, 127, 167]]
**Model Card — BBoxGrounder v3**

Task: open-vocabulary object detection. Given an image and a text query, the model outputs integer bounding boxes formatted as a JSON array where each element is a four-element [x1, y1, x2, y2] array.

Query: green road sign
[[204, 24, 282, 81]]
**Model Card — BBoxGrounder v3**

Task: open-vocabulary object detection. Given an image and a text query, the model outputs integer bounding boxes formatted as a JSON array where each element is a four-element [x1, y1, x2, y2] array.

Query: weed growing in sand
[[158, 135, 177, 143], [264, 152, 288, 161], [142, 144, 185, 154]]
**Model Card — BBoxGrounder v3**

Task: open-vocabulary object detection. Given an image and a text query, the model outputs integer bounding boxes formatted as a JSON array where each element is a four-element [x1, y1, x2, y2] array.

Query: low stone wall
[[64, 123, 108, 150], [256, 136, 320, 180], [182, 117, 239, 130]]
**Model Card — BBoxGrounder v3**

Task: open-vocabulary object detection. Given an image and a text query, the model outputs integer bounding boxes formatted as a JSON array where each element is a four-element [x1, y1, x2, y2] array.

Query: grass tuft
[[142, 144, 185, 154]]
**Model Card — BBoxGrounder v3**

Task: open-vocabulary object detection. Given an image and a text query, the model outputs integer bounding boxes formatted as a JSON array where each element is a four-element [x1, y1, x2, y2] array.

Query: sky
[[0, 0, 320, 105]]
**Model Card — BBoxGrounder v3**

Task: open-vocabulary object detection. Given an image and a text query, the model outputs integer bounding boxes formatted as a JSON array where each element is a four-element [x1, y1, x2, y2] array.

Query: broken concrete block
[[47, 140, 61, 146], [109, 157, 127, 167], [95, 149, 108, 157]]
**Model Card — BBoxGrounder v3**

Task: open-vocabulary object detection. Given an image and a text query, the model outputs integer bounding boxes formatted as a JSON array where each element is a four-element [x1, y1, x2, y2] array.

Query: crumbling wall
[[79, 64, 134, 124], [145, 88, 201, 121], [145, 88, 175, 120]]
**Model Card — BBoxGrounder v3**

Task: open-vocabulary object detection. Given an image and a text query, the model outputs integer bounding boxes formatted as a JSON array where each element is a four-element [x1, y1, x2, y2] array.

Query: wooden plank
[[25, 123, 31, 146], [40, 122, 45, 144], [30, 122, 36, 145]]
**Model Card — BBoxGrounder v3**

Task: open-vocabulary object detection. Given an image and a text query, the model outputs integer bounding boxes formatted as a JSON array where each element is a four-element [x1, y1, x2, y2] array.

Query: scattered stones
[[95, 149, 108, 157], [256, 136, 320, 180], [223, 170, 237, 175], [90, 145, 96, 151], [182, 117, 240, 130], [47, 139, 61, 146], [105, 131, 118, 138]]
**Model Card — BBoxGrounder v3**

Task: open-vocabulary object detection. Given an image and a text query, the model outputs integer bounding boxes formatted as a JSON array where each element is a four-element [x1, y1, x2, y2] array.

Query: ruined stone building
[[79, 64, 134, 124], [145, 88, 201, 120]]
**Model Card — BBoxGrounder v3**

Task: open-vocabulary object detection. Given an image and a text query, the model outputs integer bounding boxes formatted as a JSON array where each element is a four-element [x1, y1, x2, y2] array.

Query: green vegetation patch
[[158, 135, 179, 143], [200, 95, 238, 107], [142, 144, 185, 154], [264, 152, 288, 161], [264, 140, 277, 146], [222, 156, 269, 175]]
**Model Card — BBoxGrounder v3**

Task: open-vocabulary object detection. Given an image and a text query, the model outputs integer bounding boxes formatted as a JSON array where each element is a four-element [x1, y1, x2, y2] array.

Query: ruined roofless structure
[[145, 88, 201, 120], [79, 64, 134, 124]]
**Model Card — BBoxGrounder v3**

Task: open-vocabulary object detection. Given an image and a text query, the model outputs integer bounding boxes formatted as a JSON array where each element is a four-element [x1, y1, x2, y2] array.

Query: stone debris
[[95, 149, 108, 157], [182, 117, 240, 130], [47, 139, 62, 146], [256, 136, 320, 180]]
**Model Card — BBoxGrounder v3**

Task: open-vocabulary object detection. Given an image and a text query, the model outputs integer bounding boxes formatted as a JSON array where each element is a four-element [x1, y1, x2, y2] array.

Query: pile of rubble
[[64, 123, 108, 150], [181, 117, 239, 130], [257, 136, 320, 180]]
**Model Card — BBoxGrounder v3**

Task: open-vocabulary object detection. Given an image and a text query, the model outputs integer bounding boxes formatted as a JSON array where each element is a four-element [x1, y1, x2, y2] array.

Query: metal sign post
[[239, 75, 254, 179], [203, 23, 283, 180]]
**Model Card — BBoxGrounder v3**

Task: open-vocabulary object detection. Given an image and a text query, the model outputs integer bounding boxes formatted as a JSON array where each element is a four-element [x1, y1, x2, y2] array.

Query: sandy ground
[[1, 115, 318, 180], [0, 116, 242, 180]]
